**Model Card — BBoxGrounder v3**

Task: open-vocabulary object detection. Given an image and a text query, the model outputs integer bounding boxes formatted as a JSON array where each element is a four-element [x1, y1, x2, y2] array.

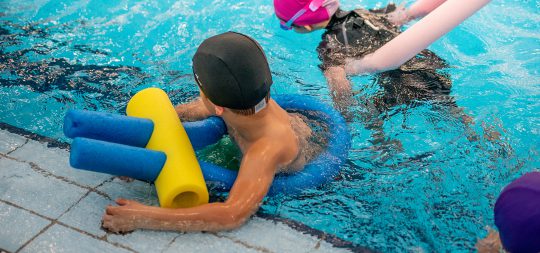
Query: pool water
[[1, 0, 539, 251]]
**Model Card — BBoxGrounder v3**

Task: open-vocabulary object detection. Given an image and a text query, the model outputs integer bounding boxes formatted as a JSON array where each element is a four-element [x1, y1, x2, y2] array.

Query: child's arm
[[102, 139, 281, 233], [324, 66, 353, 111], [175, 97, 213, 121], [345, 0, 491, 75]]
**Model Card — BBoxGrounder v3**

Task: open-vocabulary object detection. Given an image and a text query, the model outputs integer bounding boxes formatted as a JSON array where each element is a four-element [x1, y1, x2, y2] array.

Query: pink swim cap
[[274, 0, 340, 26]]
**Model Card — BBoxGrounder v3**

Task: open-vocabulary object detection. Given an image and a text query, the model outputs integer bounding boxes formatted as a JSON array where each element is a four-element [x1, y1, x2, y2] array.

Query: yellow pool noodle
[[126, 88, 209, 208]]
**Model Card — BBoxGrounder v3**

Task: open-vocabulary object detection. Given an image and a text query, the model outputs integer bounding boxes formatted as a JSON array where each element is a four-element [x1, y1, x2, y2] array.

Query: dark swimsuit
[[317, 7, 455, 110]]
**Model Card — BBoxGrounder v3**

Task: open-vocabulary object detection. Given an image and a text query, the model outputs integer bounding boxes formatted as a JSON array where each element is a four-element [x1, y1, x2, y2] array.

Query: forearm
[[325, 67, 352, 96], [175, 98, 212, 121], [104, 143, 277, 233], [133, 202, 253, 232], [324, 67, 354, 113]]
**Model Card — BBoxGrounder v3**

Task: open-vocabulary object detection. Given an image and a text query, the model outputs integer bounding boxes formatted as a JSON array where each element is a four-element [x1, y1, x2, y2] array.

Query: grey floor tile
[[0, 202, 51, 252], [19, 224, 131, 253], [0, 157, 87, 219], [310, 240, 354, 253], [163, 233, 261, 253], [9, 139, 111, 188], [97, 177, 159, 206], [0, 129, 27, 154], [108, 230, 179, 253], [58, 192, 110, 237], [0, 132, 355, 253], [219, 217, 349, 253]]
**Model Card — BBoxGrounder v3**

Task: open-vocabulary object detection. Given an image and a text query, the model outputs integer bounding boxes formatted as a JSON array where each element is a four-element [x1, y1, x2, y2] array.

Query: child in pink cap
[[274, 0, 490, 112]]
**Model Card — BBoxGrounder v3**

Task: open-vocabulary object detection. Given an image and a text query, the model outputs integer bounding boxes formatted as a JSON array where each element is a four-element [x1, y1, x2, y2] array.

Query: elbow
[[219, 207, 253, 230]]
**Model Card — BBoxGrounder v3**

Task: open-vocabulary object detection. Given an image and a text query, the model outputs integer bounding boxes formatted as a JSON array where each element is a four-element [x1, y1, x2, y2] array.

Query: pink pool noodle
[[345, 0, 491, 74], [407, 0, 448, 18]]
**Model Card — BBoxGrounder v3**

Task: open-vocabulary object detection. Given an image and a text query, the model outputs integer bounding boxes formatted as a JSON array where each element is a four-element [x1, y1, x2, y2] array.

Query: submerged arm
[[175, 97, 213, 121], [324, 66, 353, 113], [346, 0, 491, 75], [102, 140, 280, 233]]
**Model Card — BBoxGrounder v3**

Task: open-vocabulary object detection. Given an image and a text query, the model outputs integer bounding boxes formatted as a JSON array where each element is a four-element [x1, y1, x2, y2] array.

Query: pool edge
[[0, 122, 375, 253]]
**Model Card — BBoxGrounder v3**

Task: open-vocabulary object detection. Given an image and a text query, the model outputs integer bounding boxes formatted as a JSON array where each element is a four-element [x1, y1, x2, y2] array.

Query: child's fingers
[[116, 198, 128, 205], [106, 205, 118, 215]]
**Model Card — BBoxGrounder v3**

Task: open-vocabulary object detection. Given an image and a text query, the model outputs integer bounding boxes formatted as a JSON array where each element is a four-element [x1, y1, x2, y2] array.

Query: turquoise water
[[1, 0, 539, 251]]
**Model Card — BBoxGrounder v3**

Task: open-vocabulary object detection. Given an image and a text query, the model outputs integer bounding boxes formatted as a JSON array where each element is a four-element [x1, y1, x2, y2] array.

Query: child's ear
[[214, 106, 224, 116]]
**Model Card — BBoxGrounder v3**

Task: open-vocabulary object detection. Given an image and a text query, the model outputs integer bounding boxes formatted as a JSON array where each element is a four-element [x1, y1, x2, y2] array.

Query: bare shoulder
[[238, 137, 288, 177], [248, 133, 298, 171]]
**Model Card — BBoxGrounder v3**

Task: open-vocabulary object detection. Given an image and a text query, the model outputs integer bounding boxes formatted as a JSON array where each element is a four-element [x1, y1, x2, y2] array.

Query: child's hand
[[345, 53, 384, 75], [475, 227, 503, 253], [102, 198, 147, 233], [344, 58, 362, 75], [344, 57, 373, 75], [386, 3, 412, 27]]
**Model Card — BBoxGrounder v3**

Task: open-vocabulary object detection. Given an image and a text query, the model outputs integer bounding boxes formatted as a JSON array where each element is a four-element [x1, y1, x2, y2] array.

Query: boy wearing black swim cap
[[102, 32, 315, 233]]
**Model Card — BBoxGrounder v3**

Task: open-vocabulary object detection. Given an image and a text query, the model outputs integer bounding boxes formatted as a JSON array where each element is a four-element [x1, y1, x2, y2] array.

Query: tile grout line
[[15, 222, 55, 253], [160, 233, 183, 253], [1, 122, 372, 253], [0, 199, 138, 253], [58, 176, 118, 220], [1, 156, 138, 252], [1, 155, 358, 253], [211, 232, 275, 253], [57, 190, 93, 220], [255, 213, 372, 253], [1, 151, 114, 200], [2, 147, 146, 253], [6, 138, 29, 156]]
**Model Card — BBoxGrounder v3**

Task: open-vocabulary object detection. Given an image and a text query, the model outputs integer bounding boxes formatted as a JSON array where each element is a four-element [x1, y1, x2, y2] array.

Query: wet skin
[[102, 92, 312, 233]]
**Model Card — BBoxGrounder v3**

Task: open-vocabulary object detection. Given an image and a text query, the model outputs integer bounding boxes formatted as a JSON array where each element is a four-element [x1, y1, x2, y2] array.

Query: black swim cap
[[192, 32, 273, 110]]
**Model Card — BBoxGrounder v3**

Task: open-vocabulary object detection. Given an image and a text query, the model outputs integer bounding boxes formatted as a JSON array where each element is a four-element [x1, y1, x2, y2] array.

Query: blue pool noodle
[[64, 109, 154, 147], [183, 117, 227, 150], [65, 95, 346, 196], [70, 137, 165, 182], [64, 110, 226, 150]]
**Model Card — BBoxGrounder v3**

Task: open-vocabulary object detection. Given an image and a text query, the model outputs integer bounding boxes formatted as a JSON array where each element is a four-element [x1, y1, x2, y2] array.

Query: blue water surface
[[1, 0, 539, 251]]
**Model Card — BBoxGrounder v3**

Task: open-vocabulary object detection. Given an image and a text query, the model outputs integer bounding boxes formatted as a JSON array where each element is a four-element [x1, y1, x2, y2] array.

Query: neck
[[221, 100, 275, 141]]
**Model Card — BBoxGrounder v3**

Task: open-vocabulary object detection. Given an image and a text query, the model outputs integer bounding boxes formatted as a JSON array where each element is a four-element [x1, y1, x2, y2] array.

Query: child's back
[[317, 6, 453, 110]]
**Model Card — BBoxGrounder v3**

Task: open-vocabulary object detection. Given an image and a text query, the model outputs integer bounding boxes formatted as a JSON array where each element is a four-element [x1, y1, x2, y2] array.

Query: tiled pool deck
[[0, 123, 373, 253]]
